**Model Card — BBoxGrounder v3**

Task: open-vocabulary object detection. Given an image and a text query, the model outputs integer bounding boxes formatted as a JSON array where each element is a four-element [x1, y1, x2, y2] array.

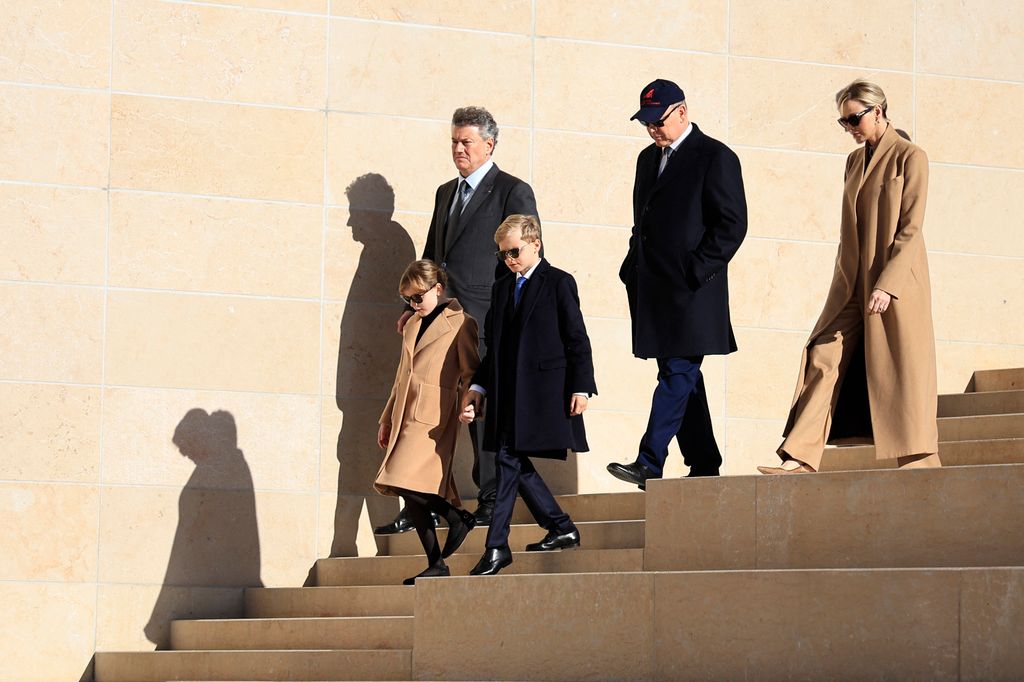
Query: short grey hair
[[451, 106, 499, 148]]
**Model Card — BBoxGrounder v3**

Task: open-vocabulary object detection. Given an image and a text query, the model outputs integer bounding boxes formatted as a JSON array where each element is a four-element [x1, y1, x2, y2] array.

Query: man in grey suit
[[375, 106, 539, 534]]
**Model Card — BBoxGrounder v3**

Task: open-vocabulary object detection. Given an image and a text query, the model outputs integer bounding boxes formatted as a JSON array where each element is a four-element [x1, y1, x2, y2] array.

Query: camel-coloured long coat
[[375, 300, 479, 506], [783, 125, 938, 460]]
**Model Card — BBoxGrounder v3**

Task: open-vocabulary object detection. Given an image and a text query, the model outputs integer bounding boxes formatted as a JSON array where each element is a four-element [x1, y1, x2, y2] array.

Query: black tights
[[396, 488, 462, 568]]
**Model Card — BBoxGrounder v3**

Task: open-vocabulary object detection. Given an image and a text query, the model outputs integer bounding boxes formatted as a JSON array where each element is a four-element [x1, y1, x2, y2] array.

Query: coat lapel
[[516, 259, 549, 327], [645, 124, 703, 205], [435, 180, 458, 260], [447, 164, 500, 251], [858, 124, 898, 191], [413, 301, 463, 356], [403, 313, 421, 358]]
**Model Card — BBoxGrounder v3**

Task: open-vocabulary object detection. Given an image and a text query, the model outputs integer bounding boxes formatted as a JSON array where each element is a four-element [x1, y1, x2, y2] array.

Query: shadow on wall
[[331, 173, 416, 557], [143, 409, 262, 649]]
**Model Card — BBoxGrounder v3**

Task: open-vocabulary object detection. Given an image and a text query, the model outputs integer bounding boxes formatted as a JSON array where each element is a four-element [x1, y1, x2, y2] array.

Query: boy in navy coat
[[460, 214, 597, 576]]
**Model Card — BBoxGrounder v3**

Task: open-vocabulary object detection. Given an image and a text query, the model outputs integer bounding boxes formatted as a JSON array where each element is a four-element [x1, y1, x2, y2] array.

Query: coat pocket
[[413, 383, 455, 426], [538, 357, 567, 370]]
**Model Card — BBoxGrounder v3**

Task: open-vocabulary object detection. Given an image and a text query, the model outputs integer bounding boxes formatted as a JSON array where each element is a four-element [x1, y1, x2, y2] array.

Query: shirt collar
[[518, 258, 542, 281], [460, 158, 494, 190], [666, 122, 693, 153]]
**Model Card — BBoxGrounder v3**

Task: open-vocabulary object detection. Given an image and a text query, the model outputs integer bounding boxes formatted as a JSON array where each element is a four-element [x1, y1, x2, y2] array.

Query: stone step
[[937, 389, 1024, 417], [244, 586, 413, 619], [314, 548, 643, 587], [93, 650, 410, 682], [383, 519, 644, 556], [937, 413, 1024, 440], [170, 616, 413, 651], [506, 491, 645, 523], [643, 464, 1024, 572], [412, 567, 1023, 681], [820, 437, 1024, 471], [972, 367, 1024, 392]]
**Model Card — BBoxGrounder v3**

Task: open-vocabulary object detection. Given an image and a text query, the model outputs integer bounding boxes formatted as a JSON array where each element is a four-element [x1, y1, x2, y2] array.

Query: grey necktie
[[444, 181, 469, 251], [658, 146, 673, 177]]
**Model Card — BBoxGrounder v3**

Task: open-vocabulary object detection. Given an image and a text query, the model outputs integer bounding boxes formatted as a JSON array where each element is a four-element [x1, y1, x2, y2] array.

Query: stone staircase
[[92, 368, 1024, 681]]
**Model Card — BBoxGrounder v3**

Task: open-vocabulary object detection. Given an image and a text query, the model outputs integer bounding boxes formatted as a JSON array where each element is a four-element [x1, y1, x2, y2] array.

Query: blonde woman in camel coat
[[759, 80, 939, 475], [375, 260, 480, 583]]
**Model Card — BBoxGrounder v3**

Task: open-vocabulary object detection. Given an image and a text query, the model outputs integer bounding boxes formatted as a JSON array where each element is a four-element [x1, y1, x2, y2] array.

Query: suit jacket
[[473, 260, 597, 458], [376, 299, 480, 505], [423, 163, 538, 335], [619, 123, 747, 359], [783, 124, 937, 460]]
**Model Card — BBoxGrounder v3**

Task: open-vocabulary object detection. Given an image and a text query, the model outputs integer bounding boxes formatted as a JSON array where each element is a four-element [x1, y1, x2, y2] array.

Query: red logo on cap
[[642, 88, 655, 103]]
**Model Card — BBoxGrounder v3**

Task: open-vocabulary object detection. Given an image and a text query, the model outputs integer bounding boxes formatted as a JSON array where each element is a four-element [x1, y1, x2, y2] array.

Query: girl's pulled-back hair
[[399, 259, 447, 294]]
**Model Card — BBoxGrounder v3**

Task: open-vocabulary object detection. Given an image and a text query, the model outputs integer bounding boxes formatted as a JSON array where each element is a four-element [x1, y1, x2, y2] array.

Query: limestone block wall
[[0, 1, 1021, 679]]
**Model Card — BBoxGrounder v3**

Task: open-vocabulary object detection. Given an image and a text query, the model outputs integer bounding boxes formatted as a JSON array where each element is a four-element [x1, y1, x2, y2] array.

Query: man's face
[[497, 228, 541, 275], [645, 102, 689, 148], [451, 125, 494, 177]]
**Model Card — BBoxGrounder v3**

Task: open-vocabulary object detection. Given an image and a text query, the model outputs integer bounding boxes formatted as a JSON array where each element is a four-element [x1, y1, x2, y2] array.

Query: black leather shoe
[[525, 529, 580, 552], [441, 509, 476, 559], [469, 547, 512, 576], [606, 460, 658, 490], [472, 503, 493, 527], [374, 509, 414, 535], [402, 564, 450, 585]]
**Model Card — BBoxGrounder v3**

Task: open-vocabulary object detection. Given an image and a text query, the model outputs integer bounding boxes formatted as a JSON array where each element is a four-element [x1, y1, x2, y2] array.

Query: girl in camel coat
[[375, 260, 480, 583], [759, 80, 940, 475]]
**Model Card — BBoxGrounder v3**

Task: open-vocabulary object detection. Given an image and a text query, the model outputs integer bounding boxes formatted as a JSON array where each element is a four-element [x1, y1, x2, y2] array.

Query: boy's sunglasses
[[400, 282, 436, 305], [837, 107, 873, 129], [495, 244, 532, 261]]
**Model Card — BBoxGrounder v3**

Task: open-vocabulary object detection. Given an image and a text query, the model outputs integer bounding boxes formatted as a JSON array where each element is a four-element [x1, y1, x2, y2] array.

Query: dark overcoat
[[423, 163, 537, 338], [619, 123, 747, 359], [473, 260, 598, 458]]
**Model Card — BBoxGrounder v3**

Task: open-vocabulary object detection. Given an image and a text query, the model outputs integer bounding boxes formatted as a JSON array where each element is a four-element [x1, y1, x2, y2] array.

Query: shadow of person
[[144, 409, 262, 648], [331, 173, 416, 557]]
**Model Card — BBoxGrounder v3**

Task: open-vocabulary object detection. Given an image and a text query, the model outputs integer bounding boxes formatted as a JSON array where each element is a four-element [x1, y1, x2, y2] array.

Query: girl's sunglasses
[[837, 107, 873, 129], [400, 282, 436, 305]]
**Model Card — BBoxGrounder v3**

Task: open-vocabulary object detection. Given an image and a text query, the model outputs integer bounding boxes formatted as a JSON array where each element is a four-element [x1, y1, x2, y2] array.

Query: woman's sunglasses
[[837, 107, 873, 130], [400, 282, 437, 305]]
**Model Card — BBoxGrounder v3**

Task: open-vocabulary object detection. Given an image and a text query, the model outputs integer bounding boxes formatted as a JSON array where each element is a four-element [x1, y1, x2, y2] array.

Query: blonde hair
[[494, 214, 542, 245], [835, 79, 888, 117], [399, 259, 447, 294]]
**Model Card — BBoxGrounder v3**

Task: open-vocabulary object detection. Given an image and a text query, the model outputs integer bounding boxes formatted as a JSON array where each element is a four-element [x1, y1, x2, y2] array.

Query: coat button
[[441, 261, 447, 268]]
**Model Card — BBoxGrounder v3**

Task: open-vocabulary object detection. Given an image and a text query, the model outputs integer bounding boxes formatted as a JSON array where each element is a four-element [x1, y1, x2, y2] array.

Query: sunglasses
[[639, 103, 682, 129], [400, 283, 437, 305], [495, 243, 534, 261], [837, 107, 873, 130]]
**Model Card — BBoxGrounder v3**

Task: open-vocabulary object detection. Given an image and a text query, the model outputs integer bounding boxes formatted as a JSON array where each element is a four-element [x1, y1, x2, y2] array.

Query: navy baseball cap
[[630, 79, 686, 123]]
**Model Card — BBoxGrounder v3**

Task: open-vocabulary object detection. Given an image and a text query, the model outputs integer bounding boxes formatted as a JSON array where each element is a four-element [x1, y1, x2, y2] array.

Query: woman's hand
[[867, 288, 892, 315], [458, 403, 476, 424], [569, 394, 589, 416], [377, 422, 391, 450], [460, 390, 483, 423]]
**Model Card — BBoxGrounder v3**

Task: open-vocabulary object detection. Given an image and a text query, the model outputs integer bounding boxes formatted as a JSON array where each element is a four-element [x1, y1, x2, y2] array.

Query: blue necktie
[[514, 275, 527, 306]]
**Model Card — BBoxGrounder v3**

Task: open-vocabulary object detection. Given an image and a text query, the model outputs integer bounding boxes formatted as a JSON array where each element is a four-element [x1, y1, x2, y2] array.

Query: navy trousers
[[638, 356, 722, 477], [485, 444, 576, 551]]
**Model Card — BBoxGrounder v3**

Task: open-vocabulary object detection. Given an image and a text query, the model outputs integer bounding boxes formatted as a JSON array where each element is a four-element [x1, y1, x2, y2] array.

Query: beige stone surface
[[320, 398, 389, 495], [415, 573, 655, 681], [935, 340, 1024, 395], [653, 569, 959, 680], [931, 252, 1023, 346], [586, 316, 664, 412], [0, 84, 109, 186], [328, 20, 531, 125], [332, 0, 531, 33], [917, 76, 1024, 169], [114, 0, 327, 108], [724, 417, 787, 474], [736, 148, 843, 242], [0, 581, 96, 682], [318, 491, 390, 559], [927, 165, 1024, 258], [0, 383, 101, 483], [917, 0, 1024, 82], [542, 222, 631, 319], [109, 192, 323, 297], [727, 328, 808, 420], [0, 0, 111, 87], [645, 475, 756, 571], [0, 283, 104, 383], [322, 301, 405, 401], [961, 568, 1024, 681], [110, 95, 324, 202], [731, 0, 914, 70], [0, 483, 98, 581], [730, 60, 914, 153], [100, 387, 319, 491], [211, 0, 327, 11], [0, 184, 106, 284], [104, 290, 320, 394], [324, 206, 423, 304], [99, 486, 316, 587], [535, 40, 727, 138], [533, 129, 636, 227], [325, 112, 531, 213], [535, 0, 728, 53], [730, 238, 836, 330], [756, 465, 1024, 569], [96, 583, 243, 652]]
